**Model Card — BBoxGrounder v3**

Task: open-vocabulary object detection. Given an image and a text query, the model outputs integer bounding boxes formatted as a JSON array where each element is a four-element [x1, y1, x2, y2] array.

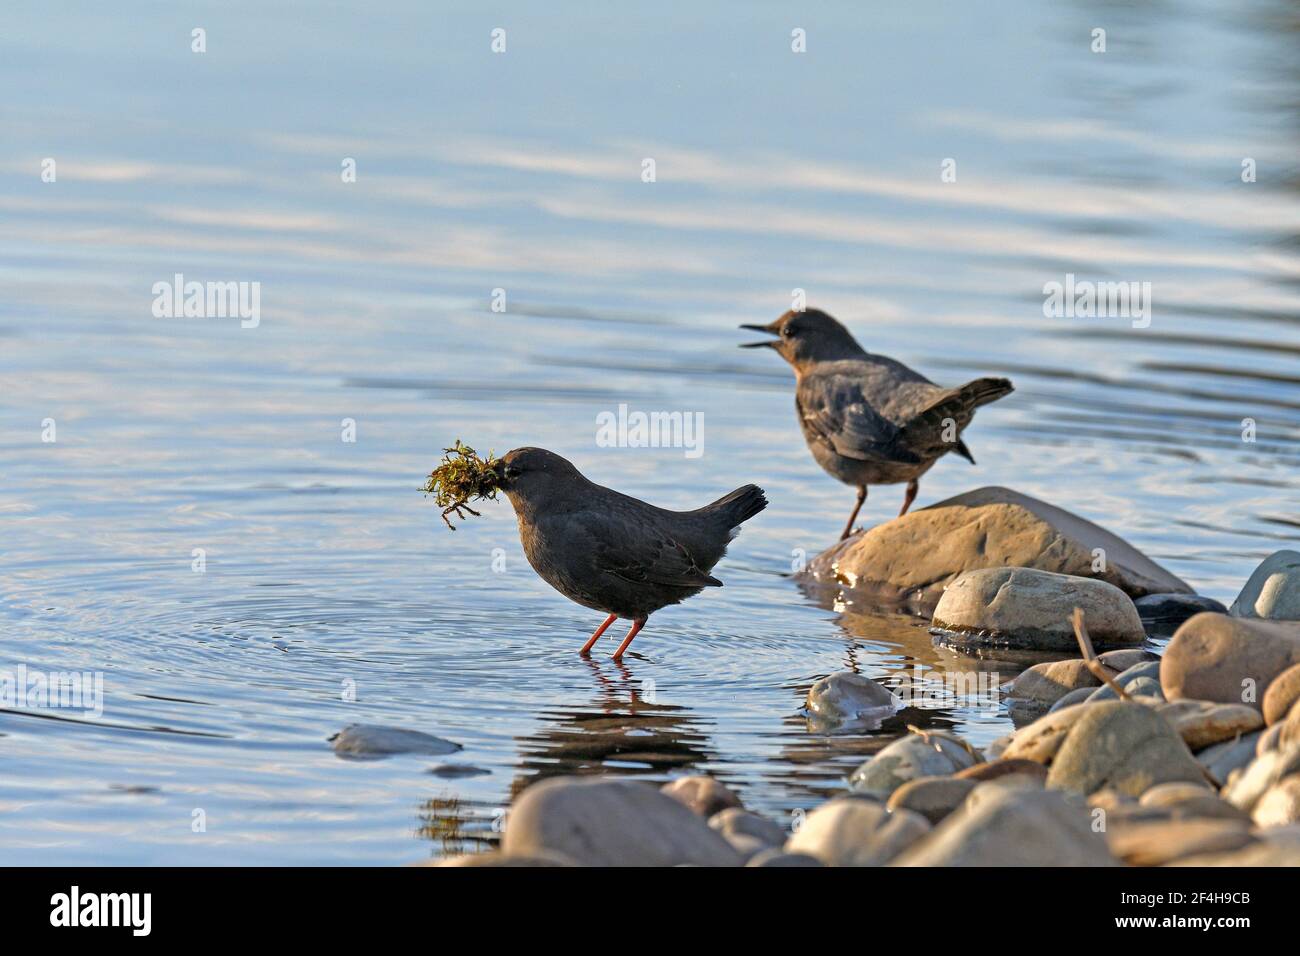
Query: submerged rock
[[660, 775, 742, 818], [1160, 613, 1300, 713], [1134, 593, 1228, 633], [1046, 701, 1205, 796], [1229, 549, 1300, 621], [503, 777, 743, 866], [848, 730, 980, 798], [330, 724, 461, 759], [785, 796, 930, 866], [801, 486, 1190, 614], [892, 784, 1116, 867], [932, 567, 1144, 651], [804, 672, 898, 732]]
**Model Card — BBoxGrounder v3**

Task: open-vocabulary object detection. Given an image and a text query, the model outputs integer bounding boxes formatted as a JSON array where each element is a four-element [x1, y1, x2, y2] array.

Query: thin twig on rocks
[[1071, 607, 1131, 701]]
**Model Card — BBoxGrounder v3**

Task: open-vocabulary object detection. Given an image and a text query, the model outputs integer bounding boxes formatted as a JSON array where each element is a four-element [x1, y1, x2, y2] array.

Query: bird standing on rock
[[493, 447, 767, 659], [740, 309, 1012, 540]]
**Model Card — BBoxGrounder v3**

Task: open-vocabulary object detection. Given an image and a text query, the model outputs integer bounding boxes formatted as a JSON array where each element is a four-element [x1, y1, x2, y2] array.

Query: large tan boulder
[[1045, 701, 1206, 797], [1160, 614, 1300, 713], [801, 486, 1190, 614]]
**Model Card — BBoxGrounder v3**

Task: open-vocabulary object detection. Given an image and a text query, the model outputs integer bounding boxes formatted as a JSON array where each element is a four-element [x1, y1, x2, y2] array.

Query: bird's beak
[[738, 323, 779, 349]]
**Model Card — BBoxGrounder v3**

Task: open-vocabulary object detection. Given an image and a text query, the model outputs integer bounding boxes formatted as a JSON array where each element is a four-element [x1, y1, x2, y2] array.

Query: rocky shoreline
[[429, 493, 1300, 867]]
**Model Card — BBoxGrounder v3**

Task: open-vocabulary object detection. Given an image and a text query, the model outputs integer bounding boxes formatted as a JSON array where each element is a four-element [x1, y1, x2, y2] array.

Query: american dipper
[[493, 447, 767, 659], [740, 309, 1012, 540]]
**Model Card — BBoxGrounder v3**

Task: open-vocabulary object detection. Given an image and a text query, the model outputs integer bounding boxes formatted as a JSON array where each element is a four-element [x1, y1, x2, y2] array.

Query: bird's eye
[[505, 466, 522, 478], [782, 325, 796, 337]]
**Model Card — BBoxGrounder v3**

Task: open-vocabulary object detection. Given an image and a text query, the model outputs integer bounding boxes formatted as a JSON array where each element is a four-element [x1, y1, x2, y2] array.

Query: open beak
[[739, 323, 779, 349]]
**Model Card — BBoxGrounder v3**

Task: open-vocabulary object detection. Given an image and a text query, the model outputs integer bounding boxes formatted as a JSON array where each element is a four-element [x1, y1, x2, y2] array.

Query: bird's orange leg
[[839, 486, 867, 540], [898, 479, 919, 517], [611, 619, 646, 660], [580, 613, 619, 655]]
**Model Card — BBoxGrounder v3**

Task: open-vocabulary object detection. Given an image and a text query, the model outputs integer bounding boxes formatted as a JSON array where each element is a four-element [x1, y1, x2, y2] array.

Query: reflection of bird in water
[[506, 656, 719, 803]]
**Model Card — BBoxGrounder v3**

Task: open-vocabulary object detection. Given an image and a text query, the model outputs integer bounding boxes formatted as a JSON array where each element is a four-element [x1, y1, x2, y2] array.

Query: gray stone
[[330, 724, 461, 759], [708, 808, 785, 855], [804, 672, 898, 732], [1097, 647, 1161, 672], [1048, 687, 1097, 714], [802, 486, 1191, 615], [1134, 593, 1228, 633], [660, 775, 743, 817], [1003, 704, 1094, 764], [1198, 731, 1263, 787], [892, 784, 1116, 866], [785, 796, 930, 866], [1046, 701, 1206, 797], [1124, 677, 1165, 700], [848, 730, 980, 798], [1230, 550, 1300, 620], [886, 777, 978, 824], [1222, 745, 1300, 813], [745, 849, 823, 867], [503, 777, 743, 866], [1087, 661, 1162, 702], [932, 567, 1145, 651]]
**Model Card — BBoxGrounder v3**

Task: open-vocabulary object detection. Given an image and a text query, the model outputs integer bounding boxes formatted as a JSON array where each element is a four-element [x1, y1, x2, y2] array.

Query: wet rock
[[1197, 731, 1263, 787], [801, 486, 1191, 614], [893, 784, 1116, 866], [1106, 818, 1255, 866], [1222, 745, 1300, 813], [1160, 613, 1300, 713], [1048, 686, 1096, 714], [1135, 593, 1228, 633], [1263, 663, 1300, 726], [1230, 549, 1300, 621], [785, 796, 930, 866], [886, 777, 978, 824], [503, 777, 743, 866], [1253, 776, 1300, 827], [1155, 700, 1263, 751], [1097, 647, 1160, 672], [330, 724, 461, 759], [848, 730, 979, 798], [1046, 701, 1206, 797], [955, 759, 1049, 785], [1002, 704, 1093, 764], [1008, 659, 1102, 709], [746, 849, 823, 867], [932, 568, 1145, 651], [708, 808, 785, 858], [1087, 661, 1162, 702], [660, 775, 743, 818], [804, 672, 898, 732]]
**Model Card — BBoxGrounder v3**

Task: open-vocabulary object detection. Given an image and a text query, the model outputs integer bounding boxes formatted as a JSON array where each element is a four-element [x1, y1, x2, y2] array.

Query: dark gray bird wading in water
[[740, 309, 1012, 540], [492, 448, 767, 659]]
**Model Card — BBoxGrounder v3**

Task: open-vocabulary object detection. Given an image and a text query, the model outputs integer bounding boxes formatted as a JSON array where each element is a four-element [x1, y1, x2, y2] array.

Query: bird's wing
[[573, 511, 724, 589], [797, 372, 921, 464]]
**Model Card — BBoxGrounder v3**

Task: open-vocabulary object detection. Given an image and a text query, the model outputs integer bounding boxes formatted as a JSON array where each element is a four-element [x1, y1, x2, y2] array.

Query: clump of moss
[[422, 440, 502, 530]]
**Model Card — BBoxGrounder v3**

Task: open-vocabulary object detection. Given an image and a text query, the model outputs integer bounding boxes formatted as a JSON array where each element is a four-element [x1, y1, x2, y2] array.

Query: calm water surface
[[1, 1, 1298, 863]]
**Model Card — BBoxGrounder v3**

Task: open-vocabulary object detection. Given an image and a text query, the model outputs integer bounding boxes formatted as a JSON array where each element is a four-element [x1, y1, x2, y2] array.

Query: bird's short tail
[[701, 484, 768, 531], [959, 376, 1015, 409]]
